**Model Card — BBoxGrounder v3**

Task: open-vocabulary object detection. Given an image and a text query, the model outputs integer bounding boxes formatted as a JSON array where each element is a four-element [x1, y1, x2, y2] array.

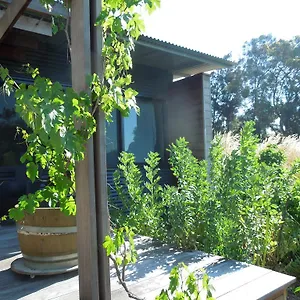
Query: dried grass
[[261, 134, 300, 168], [219, 132, 300, 167], [219, 132, 240, 155]]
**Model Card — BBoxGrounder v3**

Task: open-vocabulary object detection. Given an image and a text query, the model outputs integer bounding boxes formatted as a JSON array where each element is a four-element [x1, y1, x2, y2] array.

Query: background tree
[[211, 55, 245, 134], [267, 37, 300, 135], [211, 35, 300, 137]]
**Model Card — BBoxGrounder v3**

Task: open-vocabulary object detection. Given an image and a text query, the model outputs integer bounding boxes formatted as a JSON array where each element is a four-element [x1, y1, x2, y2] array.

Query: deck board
[[0, 225, 296, 300]]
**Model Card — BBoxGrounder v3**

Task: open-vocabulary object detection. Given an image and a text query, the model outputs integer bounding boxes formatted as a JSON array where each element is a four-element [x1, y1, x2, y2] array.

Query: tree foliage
[[211, 35, 300, 137], [211, 55, 245, 133]]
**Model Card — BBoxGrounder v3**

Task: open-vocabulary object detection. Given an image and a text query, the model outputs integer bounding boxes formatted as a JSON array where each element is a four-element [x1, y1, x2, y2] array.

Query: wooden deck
[[0, 225, 296, 300]]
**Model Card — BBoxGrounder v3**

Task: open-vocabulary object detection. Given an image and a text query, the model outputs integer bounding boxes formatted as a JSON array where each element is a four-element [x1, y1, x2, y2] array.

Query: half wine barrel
[[17, 208, 77, 271]]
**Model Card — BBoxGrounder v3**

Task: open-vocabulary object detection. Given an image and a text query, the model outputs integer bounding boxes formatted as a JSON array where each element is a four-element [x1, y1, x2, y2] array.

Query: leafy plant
[[259, 144, 286, 166], [0, 0, 161, 221], [295, 286, 300, 294], [112, 121, 300, 273], [286, 253, 300, 278], [103, 226, 141, 300], [156, 263, 215, 300], [112, 151, 165, 238], [163, 138, 209, 249]]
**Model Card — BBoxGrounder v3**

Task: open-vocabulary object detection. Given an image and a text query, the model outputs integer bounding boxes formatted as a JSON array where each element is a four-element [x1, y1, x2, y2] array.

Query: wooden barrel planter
[[16, 208, 77, 271]]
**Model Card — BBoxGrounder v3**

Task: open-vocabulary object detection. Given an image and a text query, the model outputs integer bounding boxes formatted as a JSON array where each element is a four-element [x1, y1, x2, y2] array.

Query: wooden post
[[0, 0, 32, 41], [90, 0, 111, 299], [71, 0, 110, 299]]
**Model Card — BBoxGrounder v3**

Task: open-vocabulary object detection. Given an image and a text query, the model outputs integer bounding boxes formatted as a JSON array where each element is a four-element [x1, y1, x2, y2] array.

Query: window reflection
[[0, 93, 26, 167], [0, 92, 27, 217], [106, 110, 119, 166], [123, 99, 156, 163]]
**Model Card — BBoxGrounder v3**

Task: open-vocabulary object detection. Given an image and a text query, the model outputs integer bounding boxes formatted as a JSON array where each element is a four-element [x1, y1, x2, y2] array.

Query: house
[[0, 0, 232, 216]]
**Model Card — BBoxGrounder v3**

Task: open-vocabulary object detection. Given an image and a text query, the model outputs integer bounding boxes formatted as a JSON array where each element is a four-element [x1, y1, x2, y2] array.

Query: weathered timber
[[0, 0, 67, 17], [0, 0, 31, 41], [70, 0, 110, 299], [70, 0, 100, 299], [90, 0, 111, 299], [0, 226, 296, 300]]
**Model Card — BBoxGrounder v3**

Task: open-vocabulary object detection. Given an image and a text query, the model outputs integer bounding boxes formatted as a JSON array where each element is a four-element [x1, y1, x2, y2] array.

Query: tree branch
[[109, 254, 144, 300]]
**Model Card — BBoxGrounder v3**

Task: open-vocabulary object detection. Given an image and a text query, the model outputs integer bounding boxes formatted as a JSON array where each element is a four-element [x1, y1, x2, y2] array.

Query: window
[[106, 110, 119, 166], [123, 99, 156, 163], [105, 98, 159, 166], [0, 92, 26, 167]]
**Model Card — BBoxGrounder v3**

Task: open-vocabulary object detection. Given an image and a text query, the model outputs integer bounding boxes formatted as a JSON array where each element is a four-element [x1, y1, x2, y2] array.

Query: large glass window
[[123, 99, 156, 163], [106, 110, 119, 166], [0, 92, 28, 217], [0, 93, 26, 167]]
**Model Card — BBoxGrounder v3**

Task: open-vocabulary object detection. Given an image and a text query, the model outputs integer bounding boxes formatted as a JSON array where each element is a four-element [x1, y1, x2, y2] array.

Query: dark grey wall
[[131, 64, 172, 98], [0, 29, 71, 85], [165, 73, 206, 160], [0, 29, 175, 216]]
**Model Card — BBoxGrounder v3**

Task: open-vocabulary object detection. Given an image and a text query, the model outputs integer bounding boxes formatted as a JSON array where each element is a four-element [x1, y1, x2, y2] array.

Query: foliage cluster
[[211, 35, 300, 137], [0, 0, 160, 221], [111, 122, 300, 271], [103, 230, 215, 300], [103, 226, 143, 300], [156, 263, 215, 300]]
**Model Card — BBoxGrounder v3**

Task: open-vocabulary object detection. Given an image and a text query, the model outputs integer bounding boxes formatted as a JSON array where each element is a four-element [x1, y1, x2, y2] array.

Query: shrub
[[111, 151, 165, 239], [112, 122, 300, 271]]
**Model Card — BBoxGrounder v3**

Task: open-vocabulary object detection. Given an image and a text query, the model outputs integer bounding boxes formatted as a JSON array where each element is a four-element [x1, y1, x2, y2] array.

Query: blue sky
[[143, 0, 300, 61]]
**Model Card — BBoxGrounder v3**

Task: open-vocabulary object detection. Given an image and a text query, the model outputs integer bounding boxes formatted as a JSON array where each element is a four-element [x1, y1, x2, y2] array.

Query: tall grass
[[221, 132, 300, 168]]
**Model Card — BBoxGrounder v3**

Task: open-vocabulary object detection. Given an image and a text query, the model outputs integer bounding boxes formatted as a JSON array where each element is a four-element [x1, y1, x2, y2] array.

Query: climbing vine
[[0, 0, 160, 220]]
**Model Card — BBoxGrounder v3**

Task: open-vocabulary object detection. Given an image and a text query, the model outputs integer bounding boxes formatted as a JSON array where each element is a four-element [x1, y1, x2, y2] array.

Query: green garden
[[110, 121, 300, 280]]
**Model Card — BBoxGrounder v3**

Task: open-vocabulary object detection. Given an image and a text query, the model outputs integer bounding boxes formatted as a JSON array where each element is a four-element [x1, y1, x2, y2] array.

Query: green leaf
[[115, 256, 122, 266], [103, 235, 116, 256], [26, 162, 38, 183], [124, 88, 138, 100], [8, 208, 24, 221], [20, 152, 32, 164], [0, 67, 9, 81], [169, 266, 180, 294]]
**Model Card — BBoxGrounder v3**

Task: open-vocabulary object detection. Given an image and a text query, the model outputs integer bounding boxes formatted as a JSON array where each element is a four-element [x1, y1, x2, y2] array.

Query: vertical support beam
[[0, 0, 32, 41], [201, 73, 212, 160], [71, 0, 108, 299], [90, 0, 111, 299]]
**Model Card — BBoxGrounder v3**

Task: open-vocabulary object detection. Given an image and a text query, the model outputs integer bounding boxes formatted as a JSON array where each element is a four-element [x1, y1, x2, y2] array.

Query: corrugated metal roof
[[138, 35, 234, 68]]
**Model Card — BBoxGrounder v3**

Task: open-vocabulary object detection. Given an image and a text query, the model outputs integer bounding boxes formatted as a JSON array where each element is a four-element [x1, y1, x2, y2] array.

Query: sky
[[142, 0, 300, 61]]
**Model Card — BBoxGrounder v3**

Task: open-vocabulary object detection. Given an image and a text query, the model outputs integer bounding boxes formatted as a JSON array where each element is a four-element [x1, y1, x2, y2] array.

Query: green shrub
[[111, 151, 165, 239], [112, 121, 300, 271], [164, 138, 209, 249], [259, 144, 286, 166]]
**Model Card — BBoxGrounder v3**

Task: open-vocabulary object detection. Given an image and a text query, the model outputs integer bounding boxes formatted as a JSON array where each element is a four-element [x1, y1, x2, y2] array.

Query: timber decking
[[0, 225, 296, 300]]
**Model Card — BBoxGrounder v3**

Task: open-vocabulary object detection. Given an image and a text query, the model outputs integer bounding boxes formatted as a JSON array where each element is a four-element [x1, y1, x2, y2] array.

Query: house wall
[[0, 29, 71, 85], [130, 64, 172, 162], [202, 74, 213, 159], [0, 29, 213, 216], [0, 30, 176, 216], [165, 73, 212, 161], [131, 64, 172, 98]]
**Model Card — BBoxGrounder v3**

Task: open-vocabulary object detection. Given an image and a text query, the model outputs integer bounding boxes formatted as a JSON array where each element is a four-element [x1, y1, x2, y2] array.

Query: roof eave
[[136, 36, 234, 72]]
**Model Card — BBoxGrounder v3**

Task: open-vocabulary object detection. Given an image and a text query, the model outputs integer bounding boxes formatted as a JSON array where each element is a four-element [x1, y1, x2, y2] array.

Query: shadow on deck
[[0, 225, 296, 300]]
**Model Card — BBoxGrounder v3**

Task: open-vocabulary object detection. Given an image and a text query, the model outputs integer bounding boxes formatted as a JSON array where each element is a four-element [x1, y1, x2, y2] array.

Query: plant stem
[[109, 254, 144, 300]]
